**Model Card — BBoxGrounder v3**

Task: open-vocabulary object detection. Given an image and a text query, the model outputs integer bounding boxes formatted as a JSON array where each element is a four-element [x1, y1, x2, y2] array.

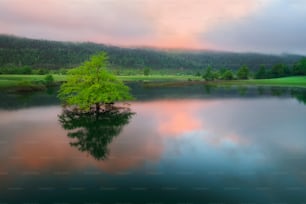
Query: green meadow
[[211, 76, 306, 88], [0, 74, 306, 90]]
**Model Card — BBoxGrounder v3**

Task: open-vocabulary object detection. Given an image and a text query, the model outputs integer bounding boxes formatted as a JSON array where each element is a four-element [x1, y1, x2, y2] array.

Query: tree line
[[201, 58, 306, 81], [0, 35, 304, 73]]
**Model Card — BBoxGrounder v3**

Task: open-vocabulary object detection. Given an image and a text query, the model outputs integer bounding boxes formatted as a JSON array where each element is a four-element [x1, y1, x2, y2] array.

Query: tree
[[58, 52, 133, 111], [202, 66, 214, 81], [293, 58, 306, 75], [270, 63, 287, 78], [222, 69, 234, 80], [144, 67, 150, 76], [255, 65, 267, 79], [213, 70, 220, 80], [195, 71, 201, 77], [237, 65, 250, 79], [44, 74, 54, 86]]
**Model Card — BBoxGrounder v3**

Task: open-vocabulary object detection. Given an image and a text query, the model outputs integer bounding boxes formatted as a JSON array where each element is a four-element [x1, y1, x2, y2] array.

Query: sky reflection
[[0, 98, 305, 175], [1, 96, 306, 202]]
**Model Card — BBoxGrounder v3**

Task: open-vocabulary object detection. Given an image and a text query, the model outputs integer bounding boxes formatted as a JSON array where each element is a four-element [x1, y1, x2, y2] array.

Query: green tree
[[202, 66, 214, 81], [59, 68, 68, 75], [270, 63, 286, 78], [44, 74, 54, 86], [255, 65, 267, 79], [144, 67, 150, 76], [293, 58, 306, 75], [20, 66, 32, 74], [213, 70, 220, 80], [58, 52, 133, 111], [222, 69, 234, 80], [237, 65, 250, 79], [219, 68, 228, 79]]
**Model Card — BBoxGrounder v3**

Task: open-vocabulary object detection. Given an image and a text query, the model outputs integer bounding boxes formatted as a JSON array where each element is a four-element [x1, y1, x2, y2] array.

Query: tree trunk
[[95, 103, 100, 113]]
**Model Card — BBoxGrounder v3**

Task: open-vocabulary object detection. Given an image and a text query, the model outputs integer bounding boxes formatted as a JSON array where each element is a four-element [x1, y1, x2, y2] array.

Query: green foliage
[[17, 80, 34, 87], [32, 68, 49, 75], [44, 74, 54, 86], [237, 65, 250, 79], [0, 66, 33, 74], [255, 65, 267, 79], [213, 70, 220, 80], [144, 67, 150, 76], [0, 35, 303, 71], [13, 80, 45, 92], [293, 58, 306, 75], [269, 63, 288, 78], [59, 68, 68, 75], [58, 52, 133, 110], [202, 66, 214, 81], [222, 69, 234, 80], [19, 66, 32, 74]]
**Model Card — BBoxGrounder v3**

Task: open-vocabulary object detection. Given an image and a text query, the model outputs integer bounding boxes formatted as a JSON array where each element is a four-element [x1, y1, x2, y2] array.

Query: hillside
[[0, 35, 304, 71]]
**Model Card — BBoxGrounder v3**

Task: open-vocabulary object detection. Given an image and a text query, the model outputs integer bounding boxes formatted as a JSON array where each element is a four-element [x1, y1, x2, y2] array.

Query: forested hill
[[0, 35, 304, 71]]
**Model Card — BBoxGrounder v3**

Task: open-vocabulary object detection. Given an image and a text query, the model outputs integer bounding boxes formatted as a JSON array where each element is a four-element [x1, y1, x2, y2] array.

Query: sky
[[0, 0, 306, 54]]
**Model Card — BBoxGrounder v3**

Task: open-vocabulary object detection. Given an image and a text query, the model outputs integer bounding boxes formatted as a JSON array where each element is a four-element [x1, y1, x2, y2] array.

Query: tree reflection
[[270, 87, 286, 96], [58, 108, 134, 160], [291, 88, 306, 105], [238, 86, 248, 96]]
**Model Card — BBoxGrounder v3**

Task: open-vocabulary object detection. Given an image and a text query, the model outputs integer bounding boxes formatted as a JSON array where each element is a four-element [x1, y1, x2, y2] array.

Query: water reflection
[[1, 84, 306, 203], [291, 88, 306, 104], [58, 108, 134, 160], [0, 85, 306, 109]]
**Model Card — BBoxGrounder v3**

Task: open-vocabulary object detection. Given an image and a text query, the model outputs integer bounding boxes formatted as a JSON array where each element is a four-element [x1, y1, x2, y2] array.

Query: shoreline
[[0, 75, 305, 91]]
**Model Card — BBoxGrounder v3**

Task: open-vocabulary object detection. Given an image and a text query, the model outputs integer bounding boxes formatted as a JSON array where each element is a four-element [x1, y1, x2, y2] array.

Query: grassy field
[[0, 74, 305, 89], [0, 74, 200, 89], [118, 75, 200, 81], [212, 76, 306, 88], [0, 74, 66, 82], [0, 74, 66, 90]]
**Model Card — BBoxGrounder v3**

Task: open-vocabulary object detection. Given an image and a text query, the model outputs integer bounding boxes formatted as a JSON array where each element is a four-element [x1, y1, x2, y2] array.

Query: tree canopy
[[293, 58, 306, 75], [237, 65, 250, 79], [202, 66, 214, 81], [222, 69, 234, 80], [255, 65, 267, 79], [58, 52, 133, 111]]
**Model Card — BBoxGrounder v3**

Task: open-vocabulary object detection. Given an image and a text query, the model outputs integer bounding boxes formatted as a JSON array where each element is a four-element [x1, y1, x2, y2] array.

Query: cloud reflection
[[0, 98, 306, 177]]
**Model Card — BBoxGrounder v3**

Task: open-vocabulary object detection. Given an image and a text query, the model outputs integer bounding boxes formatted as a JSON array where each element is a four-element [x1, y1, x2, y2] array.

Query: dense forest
[[0, 35, 305, 73]]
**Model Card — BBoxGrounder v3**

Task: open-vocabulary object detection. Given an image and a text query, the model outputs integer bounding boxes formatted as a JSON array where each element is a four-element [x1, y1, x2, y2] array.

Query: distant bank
[[0, 35, 304, 71], [0, 75, 305, 92]]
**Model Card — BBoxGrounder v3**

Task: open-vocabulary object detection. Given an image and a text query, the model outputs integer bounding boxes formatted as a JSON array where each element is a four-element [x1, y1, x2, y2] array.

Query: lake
[[0, 84, 306, 203]]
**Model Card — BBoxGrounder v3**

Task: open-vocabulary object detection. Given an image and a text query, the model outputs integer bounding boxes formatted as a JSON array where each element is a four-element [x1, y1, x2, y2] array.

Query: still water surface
[[0, 84, 306, 203]]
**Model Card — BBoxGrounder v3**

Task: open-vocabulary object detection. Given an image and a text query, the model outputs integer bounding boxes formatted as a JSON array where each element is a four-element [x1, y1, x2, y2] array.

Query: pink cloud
[[0, 0, 263, 49]]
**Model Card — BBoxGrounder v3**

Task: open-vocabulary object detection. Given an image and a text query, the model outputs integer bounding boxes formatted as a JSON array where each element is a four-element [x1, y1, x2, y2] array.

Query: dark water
[[0, 84, 306, 204]]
